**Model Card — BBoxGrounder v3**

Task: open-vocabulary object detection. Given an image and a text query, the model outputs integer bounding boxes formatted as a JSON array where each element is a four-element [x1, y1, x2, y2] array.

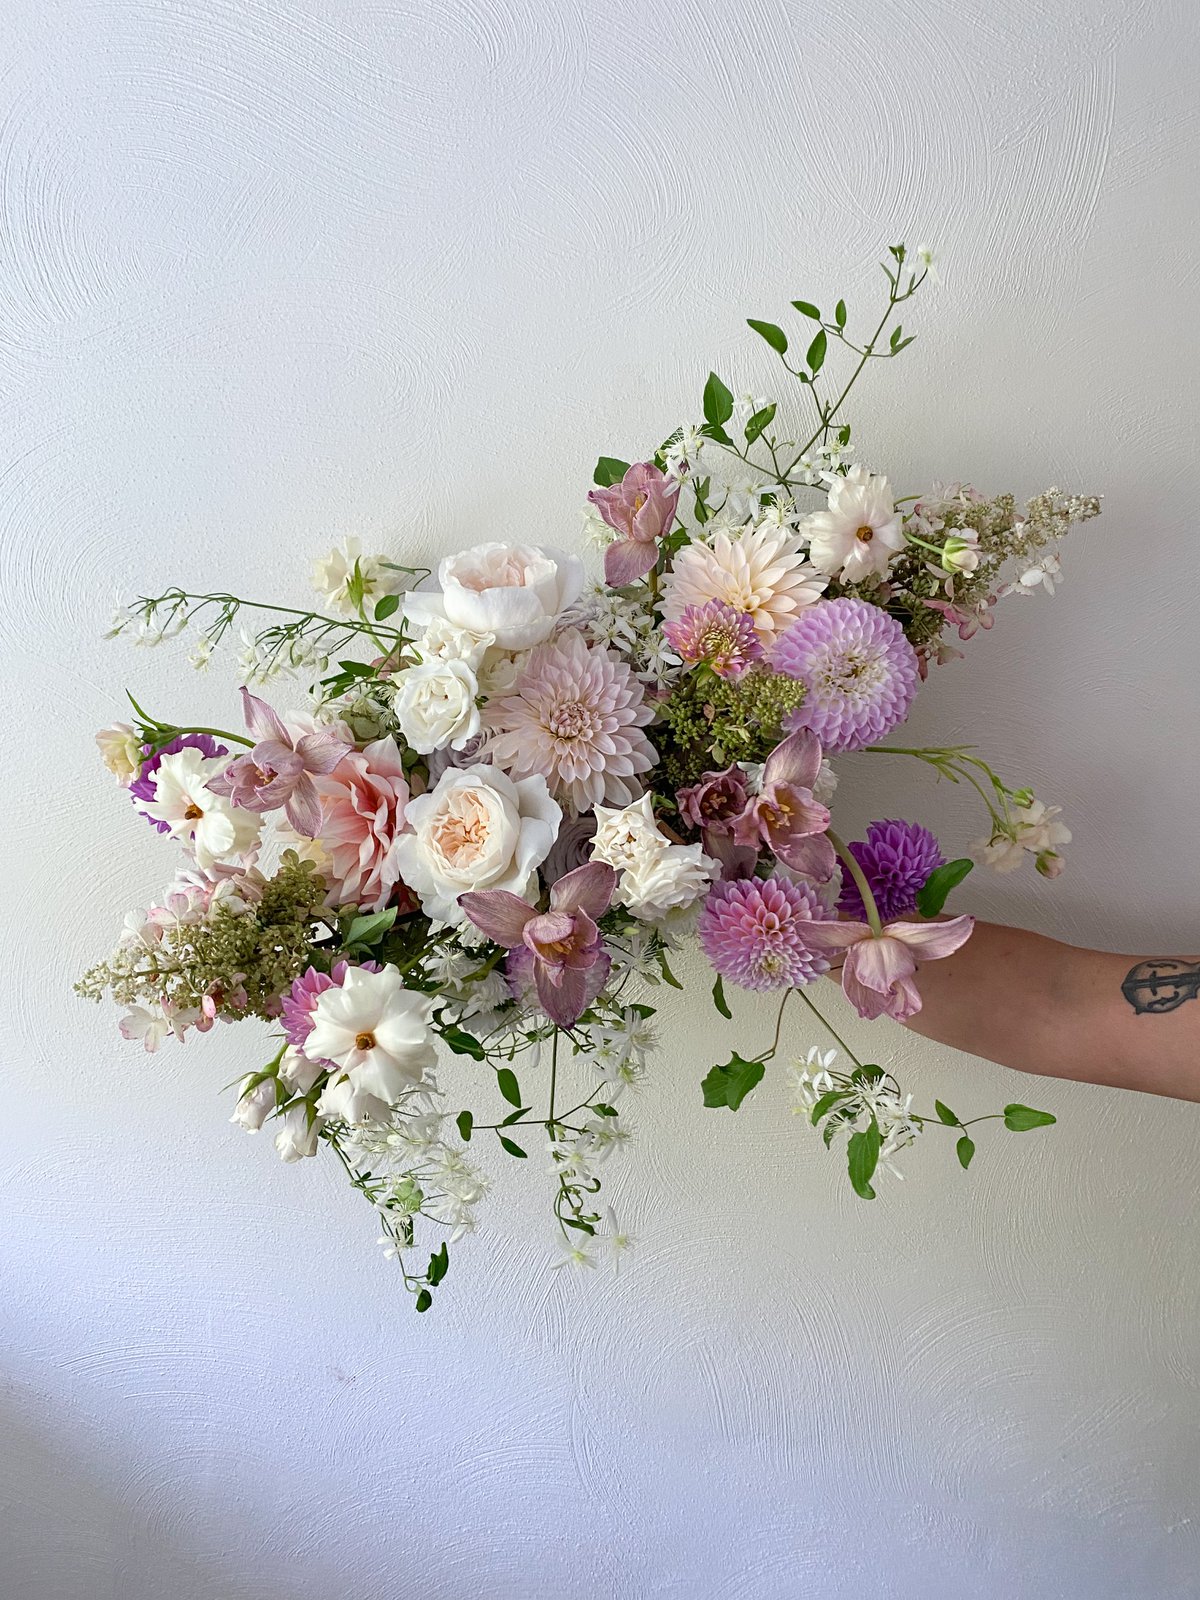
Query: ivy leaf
[[593, 455, 630, 488], [791, 299, 821, 320], [934, 1099, 960, 1127], [744, 403, 777, 445], [498, 1135, 528, 1158], [703, 371, 734, 427], [834, 299, 847, 329], [916, 859, 974, 918], [701, 1053, 766, 1112], [496, 1068, 522, 1107], [847, 1118, 881, 1199], [806, 328, 827, 375], [343, 907, 397, 947], [712, 975, 732, 1020], [957, 1134, 976, 1170], [441, 1025, 485, 1061], [746, 318, 788, 355], [374, 593, 400, 621], [1003, 1104, 1057, 1131], [455, 1109, 473, 1142]]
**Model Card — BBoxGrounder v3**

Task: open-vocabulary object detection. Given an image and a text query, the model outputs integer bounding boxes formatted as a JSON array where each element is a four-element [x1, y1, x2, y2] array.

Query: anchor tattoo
[[1121, 958, 1200, 1016]]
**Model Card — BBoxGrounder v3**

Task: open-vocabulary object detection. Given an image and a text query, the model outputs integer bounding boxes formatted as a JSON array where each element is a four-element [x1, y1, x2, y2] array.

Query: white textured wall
[[4, 1, 1200, 1595]]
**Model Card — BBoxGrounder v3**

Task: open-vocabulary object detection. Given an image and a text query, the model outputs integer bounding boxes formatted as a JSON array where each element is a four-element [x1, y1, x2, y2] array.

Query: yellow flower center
[[184, 802, 204, 820], [355, 1031, 376, 1051], [856, 524, 874, 542]]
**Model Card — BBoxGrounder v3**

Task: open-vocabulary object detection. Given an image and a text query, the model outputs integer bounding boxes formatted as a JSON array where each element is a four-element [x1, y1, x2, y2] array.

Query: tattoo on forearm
[[1121, 959, 1200, 1015]]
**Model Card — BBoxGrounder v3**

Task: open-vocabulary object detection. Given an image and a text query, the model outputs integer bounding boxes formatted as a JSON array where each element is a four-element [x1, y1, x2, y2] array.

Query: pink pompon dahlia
[[485, 628, 656, 813], [772, 596, 920, 753], [662, 600, 763, 680], [697, 875, 834, 992]]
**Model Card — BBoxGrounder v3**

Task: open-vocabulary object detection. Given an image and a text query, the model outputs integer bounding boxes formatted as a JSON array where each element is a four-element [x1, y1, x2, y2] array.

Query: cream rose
[[402, 542, 585, 651], [96, 722, 144, 785], [591, 794, 664, 873], [393, 763, 562, 927], [618, 843, 718, 924], [393, 658, 481, 754]]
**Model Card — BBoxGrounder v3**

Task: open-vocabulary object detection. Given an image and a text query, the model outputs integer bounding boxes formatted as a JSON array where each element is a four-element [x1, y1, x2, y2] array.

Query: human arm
[[901, 921, 1200, 1101]]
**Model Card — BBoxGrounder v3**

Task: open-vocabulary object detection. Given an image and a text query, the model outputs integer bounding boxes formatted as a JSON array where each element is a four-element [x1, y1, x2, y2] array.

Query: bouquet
[[80, 243, 1099, 1309]]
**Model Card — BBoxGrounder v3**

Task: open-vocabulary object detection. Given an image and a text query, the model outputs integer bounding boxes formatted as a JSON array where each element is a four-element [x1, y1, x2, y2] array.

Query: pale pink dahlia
[[662, 524, 827, 646], [697, 875, 833, 992], [662, 600, 762, 679], [772, 596, 920, 753], [305, 736, 412, 911], [485, 628, 656, 813]]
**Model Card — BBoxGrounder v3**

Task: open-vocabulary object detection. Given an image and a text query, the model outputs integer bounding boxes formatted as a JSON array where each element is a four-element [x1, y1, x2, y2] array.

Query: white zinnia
[[139, 748, 261, 870], [800, 465, 905, 582], [393, 764, 561, 928], [311, 536, 403, 617], [305, 965, 437, 1106], [392, 658, 481, 754], [662, 522, 827, 646]]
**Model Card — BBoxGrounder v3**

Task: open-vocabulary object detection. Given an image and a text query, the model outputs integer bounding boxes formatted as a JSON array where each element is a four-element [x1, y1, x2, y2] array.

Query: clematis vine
[[730, 728, 836, 881], [805, 914, 975, 1021], [208, 686, 351, 836], [459, 862, 617, 1027], [589, 461, 680, 587]]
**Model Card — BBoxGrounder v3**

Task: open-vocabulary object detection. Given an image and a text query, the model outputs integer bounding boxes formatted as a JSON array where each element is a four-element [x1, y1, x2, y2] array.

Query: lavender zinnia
[[697, 875, 833, 992], [837, 819, 944, 922], [772, 596, 920, 752], [130, 734, 228, 834]]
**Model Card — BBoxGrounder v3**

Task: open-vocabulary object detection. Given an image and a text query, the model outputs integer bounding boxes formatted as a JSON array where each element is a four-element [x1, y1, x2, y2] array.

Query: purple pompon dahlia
[[129, 734, 228, 833], [837, 819, 944, 922], [771, 596, 920, 753], [662, 600, 763, 680], [697, 875, 833, 992]]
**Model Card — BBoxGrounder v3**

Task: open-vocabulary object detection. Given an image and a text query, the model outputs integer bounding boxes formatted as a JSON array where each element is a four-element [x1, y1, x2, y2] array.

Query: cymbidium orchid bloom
[[589, 461, 680, 587], [459, 862, 617, 1027], [805, 914, 975, 1021], [729, 728, 836, 882], [208, 686, 350, 836]]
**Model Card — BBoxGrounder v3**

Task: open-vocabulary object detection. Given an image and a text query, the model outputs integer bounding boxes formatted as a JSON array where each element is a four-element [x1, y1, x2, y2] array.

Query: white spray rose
[[393, 764, 561, 927], [591, 794, 663, 872], [96, 722, 143, 785], [414, 615, 496, 671], [393, 658, 482, 754], [402, 542, 585, 651], [618, 843, 719, 924]]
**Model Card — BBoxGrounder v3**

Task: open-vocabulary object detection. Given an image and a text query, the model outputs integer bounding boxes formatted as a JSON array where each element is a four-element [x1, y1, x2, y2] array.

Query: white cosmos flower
[[393, 658, 482, 754], [305, 965, 437, 1105], [139, 748, 261, 870], [800, 465, 905, 582]]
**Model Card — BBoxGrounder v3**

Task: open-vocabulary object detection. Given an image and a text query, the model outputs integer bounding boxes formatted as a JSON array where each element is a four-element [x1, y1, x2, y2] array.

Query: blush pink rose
[[308, 736, 412, 911]]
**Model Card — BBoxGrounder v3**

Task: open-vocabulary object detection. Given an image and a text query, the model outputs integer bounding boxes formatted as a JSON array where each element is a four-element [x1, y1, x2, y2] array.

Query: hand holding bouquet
[[81, 243, 1099, 1308]]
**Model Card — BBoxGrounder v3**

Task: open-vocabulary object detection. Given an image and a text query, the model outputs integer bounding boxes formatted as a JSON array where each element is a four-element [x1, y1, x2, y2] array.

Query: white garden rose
[[393, 658, 482, 754], [402, 541, 585, 651], [591, 793, 665, 872], [414, 614, 496, 671], [617, 842, 719, 924], [392, 763, 561, 927]]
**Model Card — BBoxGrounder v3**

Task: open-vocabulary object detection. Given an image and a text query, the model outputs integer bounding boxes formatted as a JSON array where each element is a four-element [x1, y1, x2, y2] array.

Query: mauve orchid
[[589, 462, 680, 587], [208, 687, 351, 837], [804, 913, 975, 1022], [459, 862, 616, 1027], [730, 728, 836, 882]]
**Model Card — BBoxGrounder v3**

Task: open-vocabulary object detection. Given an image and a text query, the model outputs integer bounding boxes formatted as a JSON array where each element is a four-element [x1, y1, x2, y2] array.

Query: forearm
[[902, 921, 1200, 1101]]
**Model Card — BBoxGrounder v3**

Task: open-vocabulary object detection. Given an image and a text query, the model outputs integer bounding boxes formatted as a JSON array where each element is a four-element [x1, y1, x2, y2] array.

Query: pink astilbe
[[804, 914, 975, 1021], [209, 687, 350, 836], [729, 727, 836, 881], [589, 461, 680, 587], [459, 862, 616, 1027]]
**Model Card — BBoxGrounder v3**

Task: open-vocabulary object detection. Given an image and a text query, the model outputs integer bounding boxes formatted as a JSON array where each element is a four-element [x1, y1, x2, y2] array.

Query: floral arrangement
[[80, 244, 1099, 1309]]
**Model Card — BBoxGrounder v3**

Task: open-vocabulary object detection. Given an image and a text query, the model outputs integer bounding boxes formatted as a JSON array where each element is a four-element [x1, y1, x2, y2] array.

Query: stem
[[795, 985, 865, 1069], [548, 1028, 559, 1128], [159, 724, 254, 749], [828, 829, 883, 937], [756, 987, 795, 1063]]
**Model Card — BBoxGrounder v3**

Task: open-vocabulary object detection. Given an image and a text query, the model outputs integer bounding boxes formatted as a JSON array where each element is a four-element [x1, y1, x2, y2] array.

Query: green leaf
[[809, 1089, 852, 1125], [561, 1215, 595, 1235], [849, 1064, 884, 1086], [657, 949, 683, 990], [934, 1099, 960, 1127], [847, 1118, 881, 1199], [496, 1067, 522, 1107], [427, 1243, 449, 1285], [456, 1110, 473, 1143], [593, 455, 630, 488], [834, 298, 847, 329], [374, 593, 400, 621], [500, 1106, 528, 1125], [956, 1134, 976, 1170], [746, 318, 788, 355], [712, 975, 732, 1020], [343, 907, 398, 947], [893, 335, 916, 353], [415, 1289, 433, 1312], [698, 420, 733, 447], [498, 1135, 528, 1158], [744, 403, 777, 445], [791, 299, 821, 320], [336, 659, 377, 679], [703, 371, 734, 427], [591, 1103, 619, 1117], [1003, 1104, 1057, 1131], [701, 1053, 766, 1112], [806, 328, 827, 375], [441, 1025, 486, 1061], [916, 858, 974, 918]]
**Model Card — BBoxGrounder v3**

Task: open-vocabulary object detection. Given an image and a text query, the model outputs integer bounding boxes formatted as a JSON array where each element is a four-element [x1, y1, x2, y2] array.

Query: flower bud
[[940, 535, 979, 574], [1035, 850, 1065, 879]]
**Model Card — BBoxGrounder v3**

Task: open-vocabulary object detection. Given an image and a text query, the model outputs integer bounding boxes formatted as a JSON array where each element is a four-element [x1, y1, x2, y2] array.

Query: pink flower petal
[[549, 861, 616, 919], [458, 889, 538, 946], [240, 686, 288, 744], [884, 914, 975, 960], [762, 727, 823, 792]]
